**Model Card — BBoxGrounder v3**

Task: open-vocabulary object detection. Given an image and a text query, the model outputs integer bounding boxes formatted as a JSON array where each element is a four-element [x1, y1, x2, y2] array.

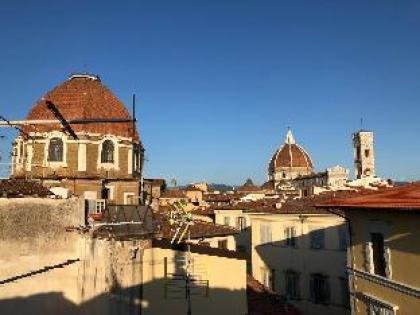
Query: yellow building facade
[[319, 184, 420, 315], [250, 209, 350, 315]]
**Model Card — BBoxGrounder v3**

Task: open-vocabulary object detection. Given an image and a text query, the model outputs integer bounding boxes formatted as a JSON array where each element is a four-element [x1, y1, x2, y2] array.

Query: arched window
[[48, 137, 63, 162], [101, 140, 114, 163]]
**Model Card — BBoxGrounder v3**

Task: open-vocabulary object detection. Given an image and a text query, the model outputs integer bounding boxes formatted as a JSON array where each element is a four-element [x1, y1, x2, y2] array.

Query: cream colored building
[[214, 208, 253, 255], [293, 165, 350, 197], [249, 199, 350, 315], [319, 184, 420, 315], [0, 195, 248, 315]]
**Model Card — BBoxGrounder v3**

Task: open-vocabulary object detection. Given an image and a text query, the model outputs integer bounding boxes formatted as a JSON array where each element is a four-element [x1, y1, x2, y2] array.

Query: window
[[371, 233, 386, 277], [261, 267, 275, 290], [310, 228, 325, 249], [218, 239, 227, 249], [236, 217, 246, 230], [101, 140, 114, 163], [338, 225, 348, 251], [365, 149, 370, 158], [285, 270, 300, 300], [18, 141, 25, 163], [260, 224, 272, 244], [284, 226, 297, 247], [310, 274, 330, 304], [339, 277, 350, 308], [48, 137, 63, 162], [124, 193, 135, 205], [223, 216, 231, 226]]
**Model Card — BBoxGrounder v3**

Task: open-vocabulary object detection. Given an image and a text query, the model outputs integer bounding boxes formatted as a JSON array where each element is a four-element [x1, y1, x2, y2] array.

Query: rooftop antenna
[[132, 94, 136, 140], [360, 118, 364, 130], [164, 201, 208, 315]]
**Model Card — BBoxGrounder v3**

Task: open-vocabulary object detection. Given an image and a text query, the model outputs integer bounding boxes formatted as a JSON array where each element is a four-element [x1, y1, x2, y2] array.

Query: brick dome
[[24, 74, 139, 141], [269, 130, 313, 170]]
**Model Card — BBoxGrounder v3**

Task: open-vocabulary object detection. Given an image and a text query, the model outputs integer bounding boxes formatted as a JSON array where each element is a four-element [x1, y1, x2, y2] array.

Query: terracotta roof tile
[[24, 75, 139, 141], [317, 183, 420, 210], [154, 213, 238, 239], [203, 193, 243, 203], [270, 143, 313, 170], [160, 190, 188, 199], [0, 179, 53, 197], [247, 275, 301, 315]]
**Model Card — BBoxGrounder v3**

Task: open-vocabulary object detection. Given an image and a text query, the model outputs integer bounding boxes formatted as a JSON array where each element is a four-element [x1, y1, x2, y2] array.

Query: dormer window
[[48, 138, 64, 162], [101, 140, 114, 163]]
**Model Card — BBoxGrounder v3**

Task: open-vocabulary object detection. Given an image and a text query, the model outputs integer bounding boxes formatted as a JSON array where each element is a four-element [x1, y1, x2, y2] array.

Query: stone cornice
[[348, 267, 420, 298]]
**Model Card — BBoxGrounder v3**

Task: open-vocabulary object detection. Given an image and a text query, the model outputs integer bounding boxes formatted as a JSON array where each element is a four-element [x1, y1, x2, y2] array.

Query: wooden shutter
[[291, 227, 297, 247], [284, 227, 289, 246], [384, 245, 392, 279], [309, 276, 315, 302], [363, 242, 374, 273], [324, 277, 331, 304]]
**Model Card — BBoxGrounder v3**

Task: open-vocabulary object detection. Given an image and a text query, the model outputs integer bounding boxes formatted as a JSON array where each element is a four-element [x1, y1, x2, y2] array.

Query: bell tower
[[352, 130, 375, 179]]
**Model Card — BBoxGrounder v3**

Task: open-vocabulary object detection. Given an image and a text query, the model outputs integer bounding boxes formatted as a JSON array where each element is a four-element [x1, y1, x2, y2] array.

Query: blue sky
[[1, 1, 420, 184]]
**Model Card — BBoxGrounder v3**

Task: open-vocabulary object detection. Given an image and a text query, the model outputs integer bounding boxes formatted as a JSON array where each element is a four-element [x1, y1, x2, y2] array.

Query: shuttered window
[[223, 216, 231, 226], [285, 270, 300, 300], [284, 226, 297, 247], [310, 228, 325, 249], [310, 274, 330, 304], [260, 224, 272, 244], [338, 225, 348, 251], [236, 217, 246, 230]]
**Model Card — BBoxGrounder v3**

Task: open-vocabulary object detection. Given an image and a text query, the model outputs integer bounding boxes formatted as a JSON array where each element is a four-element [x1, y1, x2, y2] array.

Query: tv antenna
[[164, 201, 208, 315]]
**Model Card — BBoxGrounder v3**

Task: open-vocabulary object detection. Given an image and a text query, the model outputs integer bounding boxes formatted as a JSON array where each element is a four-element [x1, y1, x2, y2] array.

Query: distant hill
[[209, 183, 235, 192]]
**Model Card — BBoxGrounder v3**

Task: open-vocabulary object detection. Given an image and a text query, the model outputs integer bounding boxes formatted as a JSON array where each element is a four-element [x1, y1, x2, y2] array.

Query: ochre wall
[[348, 210, 420, 315], [0, 198, 247, 315], [251, 213, 349, 315]]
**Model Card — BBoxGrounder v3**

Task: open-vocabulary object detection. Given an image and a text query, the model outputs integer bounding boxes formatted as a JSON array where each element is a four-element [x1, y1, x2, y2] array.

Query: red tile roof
[[317, 183, 420, 210], [154, 213, 238, 239], [212, 191, 371, 215], [185, 185, 203, 192], [203, 193, 243, 203], [144, 178, 166, 186], [24, 74, 139, 141], [270, 143, 313, 170], [0, 179, 53, 197], [261, 181, 275, 190], [160, 190, 188, 199]]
